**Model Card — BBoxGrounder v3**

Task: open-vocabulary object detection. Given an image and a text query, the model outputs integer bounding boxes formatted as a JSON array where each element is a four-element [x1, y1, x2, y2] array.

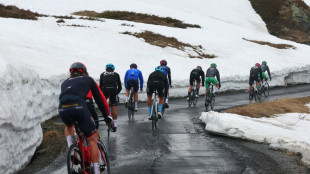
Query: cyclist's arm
[[259, 68, 263, 81], [116, 73, 122, 94], [168, 67, 172, 86], [99, 73, 104, 90], [216, 70, 221, 84], [163, 74, 169, 94], [139, 71, 144, 90], [91, 81, 110, 117], [267, 66, 271, 79], [201, 70, 205, 86], [124, 71, 128, 89]]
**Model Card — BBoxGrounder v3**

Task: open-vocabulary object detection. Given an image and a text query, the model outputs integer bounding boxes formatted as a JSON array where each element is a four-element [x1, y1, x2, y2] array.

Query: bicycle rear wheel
[[193, 92, 198, 107], [188, 91, 194, 107], [205, 97, 209, 111], [98, 140, 110, 174], [128, 91, 135, 120], [210, 96, 215, 110], [264, 82, 269, 97], [152, 104, 158, 131], [67, 144, 83, 174]]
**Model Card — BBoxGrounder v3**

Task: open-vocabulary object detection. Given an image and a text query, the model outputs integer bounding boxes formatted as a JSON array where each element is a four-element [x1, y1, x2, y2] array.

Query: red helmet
[[255, 63, 260, 67], [160, 60, 167, 66]]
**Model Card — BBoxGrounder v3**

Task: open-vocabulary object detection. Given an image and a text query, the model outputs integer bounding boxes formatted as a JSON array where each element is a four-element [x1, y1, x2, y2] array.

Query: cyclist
[[124, 63, 144, 111], [260, 61, 272, 81], [249, 63, 263, 100], [58, 62, 113, 174], [187, 66, 205, 101], [160, 60, 172, 108], [146, 66, 168, 119], [100, 63, 122, 132], [205, 63, 221, 97]]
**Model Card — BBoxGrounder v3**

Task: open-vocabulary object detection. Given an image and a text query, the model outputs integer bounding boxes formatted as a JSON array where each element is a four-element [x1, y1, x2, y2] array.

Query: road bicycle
[[127, 87, 135, 120], [150, 90, 160, 132], [67, 120, 110, 174], [188, 80, 199, 107], [205, 83, 215, 111]]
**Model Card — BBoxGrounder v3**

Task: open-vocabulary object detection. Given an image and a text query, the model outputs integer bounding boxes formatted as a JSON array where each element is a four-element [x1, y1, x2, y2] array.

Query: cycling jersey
[[161, 65, 171, 86], [59, 76, 109, 118], [100, 71, 122, 95], [190, 68, 205, 85], [260, 64, 271, 79], [147, 70, 168, 97], [206, 67, 220, 82], [124, 68, 144, 89], [249, 66, 263, 85]]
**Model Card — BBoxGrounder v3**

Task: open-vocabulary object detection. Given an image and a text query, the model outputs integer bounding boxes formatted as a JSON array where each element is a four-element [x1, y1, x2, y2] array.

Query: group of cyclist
[[58, 59, 271, 174], [249, 61, 272, 100]]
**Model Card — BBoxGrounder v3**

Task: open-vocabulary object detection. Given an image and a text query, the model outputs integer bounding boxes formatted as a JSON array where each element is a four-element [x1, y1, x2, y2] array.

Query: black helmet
[[197, 66, 202, 70], [69, 62, 87, 73], [160, 60, 167, 66], [130, 63, 137, 69]]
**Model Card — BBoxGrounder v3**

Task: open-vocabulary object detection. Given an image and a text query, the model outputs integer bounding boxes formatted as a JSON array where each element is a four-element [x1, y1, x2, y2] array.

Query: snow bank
[[200, 108, 310, 166], [0, 65, 63, 173]]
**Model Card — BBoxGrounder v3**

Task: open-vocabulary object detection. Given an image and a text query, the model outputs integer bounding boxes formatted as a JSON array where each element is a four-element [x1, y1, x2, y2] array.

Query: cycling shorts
[[59, 101, 96, 137], [190, 73, 201, 85], [147, 84, 165, 98], [258, 72, 267, 80], [126, 79, 139, 92], [249, 74, 261, 85], [102, 91, 117, 106], [205, 77, 218, 89]]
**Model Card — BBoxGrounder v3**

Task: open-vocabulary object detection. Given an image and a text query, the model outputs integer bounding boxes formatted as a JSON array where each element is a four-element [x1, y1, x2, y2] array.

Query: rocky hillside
[[250, 0, 310, 44]]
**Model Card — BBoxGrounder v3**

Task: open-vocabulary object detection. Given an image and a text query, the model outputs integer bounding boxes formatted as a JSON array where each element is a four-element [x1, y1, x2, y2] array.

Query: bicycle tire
[[193, 93, 198, 106], [128, 90, 135, 120], [210, 97, 215, 110], [67, 144, 83, 174], [98, 140, 110, 174], [264, 82, 269, 97], [188, 91, 194, 107], [152, 104, 156, 131]]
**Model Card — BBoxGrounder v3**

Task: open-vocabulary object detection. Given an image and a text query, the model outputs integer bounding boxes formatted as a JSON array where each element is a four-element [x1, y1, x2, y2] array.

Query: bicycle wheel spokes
[[67, 144, 83, 174]]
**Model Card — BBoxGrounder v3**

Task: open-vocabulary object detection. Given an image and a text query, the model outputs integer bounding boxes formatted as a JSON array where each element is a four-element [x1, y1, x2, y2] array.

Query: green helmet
[[210, 63, 217, 68], [262, 61, 267, 65]]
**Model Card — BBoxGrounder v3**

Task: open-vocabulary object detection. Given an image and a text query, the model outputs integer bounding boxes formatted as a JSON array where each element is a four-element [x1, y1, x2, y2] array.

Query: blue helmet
[[106, 63, 115, 70], [155, 66, 163, 72]]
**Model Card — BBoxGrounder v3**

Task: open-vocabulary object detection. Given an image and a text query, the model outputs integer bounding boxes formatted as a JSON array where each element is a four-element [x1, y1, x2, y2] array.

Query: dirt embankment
[[250, 0, 310, 44]]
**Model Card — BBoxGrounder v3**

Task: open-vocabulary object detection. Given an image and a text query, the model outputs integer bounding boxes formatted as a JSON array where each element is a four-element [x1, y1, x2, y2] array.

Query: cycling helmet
[[160, 60, 167, 66], [262, 61, 267, 65], [197, 66, 202, 70], [255, 63, 260, 67], [69, 62, 87, 73], [155, 66, 163, 72], [106, 63, 115, 70], [210, 63, 217, 68], [130, 63, 137, 69]]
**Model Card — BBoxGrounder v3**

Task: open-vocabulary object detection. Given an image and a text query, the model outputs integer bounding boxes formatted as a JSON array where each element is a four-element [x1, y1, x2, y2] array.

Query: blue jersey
[[124, 68, 144, 89]]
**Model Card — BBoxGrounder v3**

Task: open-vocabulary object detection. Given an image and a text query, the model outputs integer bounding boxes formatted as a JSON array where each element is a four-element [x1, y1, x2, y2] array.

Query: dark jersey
[[99, 71, 122, 94], [206, 67, 220, 83], [147, 70, 168, 92], [190, 68, 205, 80], [59, 76, 109, 118], [260, 64, 271, 78], [250, 66, 263, 78]]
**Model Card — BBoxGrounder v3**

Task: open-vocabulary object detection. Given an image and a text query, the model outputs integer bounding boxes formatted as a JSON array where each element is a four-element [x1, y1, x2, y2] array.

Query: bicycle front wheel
[[98, 140, 110, 174], [67, 144, 83, 174]]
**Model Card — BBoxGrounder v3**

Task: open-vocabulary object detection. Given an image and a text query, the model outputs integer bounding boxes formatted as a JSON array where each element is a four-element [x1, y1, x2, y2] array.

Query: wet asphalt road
[[42, 84, 310, 174]]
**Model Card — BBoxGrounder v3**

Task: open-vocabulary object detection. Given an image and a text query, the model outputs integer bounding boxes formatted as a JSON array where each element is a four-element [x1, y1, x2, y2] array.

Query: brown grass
[[243, 38, 296, 49], [73, 10, 201, 29], [224, 97, 310, 118], [0, 4, 42, 20], [122, 31, 216, 59]]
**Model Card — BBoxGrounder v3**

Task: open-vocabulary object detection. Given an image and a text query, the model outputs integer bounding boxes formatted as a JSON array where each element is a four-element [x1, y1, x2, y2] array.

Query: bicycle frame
[[151, 91, 159, 131]]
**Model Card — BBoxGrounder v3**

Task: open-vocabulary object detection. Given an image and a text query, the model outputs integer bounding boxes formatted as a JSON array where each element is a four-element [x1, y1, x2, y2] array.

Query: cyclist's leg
[[249, 76, 254, 95], [210, 78, 219, 93], [133, 80, 139, 109], [146, 86, 154, 118], [59, 104, 78, 147], [110, 94, 118, 131], [205, 78, 211, 96]]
